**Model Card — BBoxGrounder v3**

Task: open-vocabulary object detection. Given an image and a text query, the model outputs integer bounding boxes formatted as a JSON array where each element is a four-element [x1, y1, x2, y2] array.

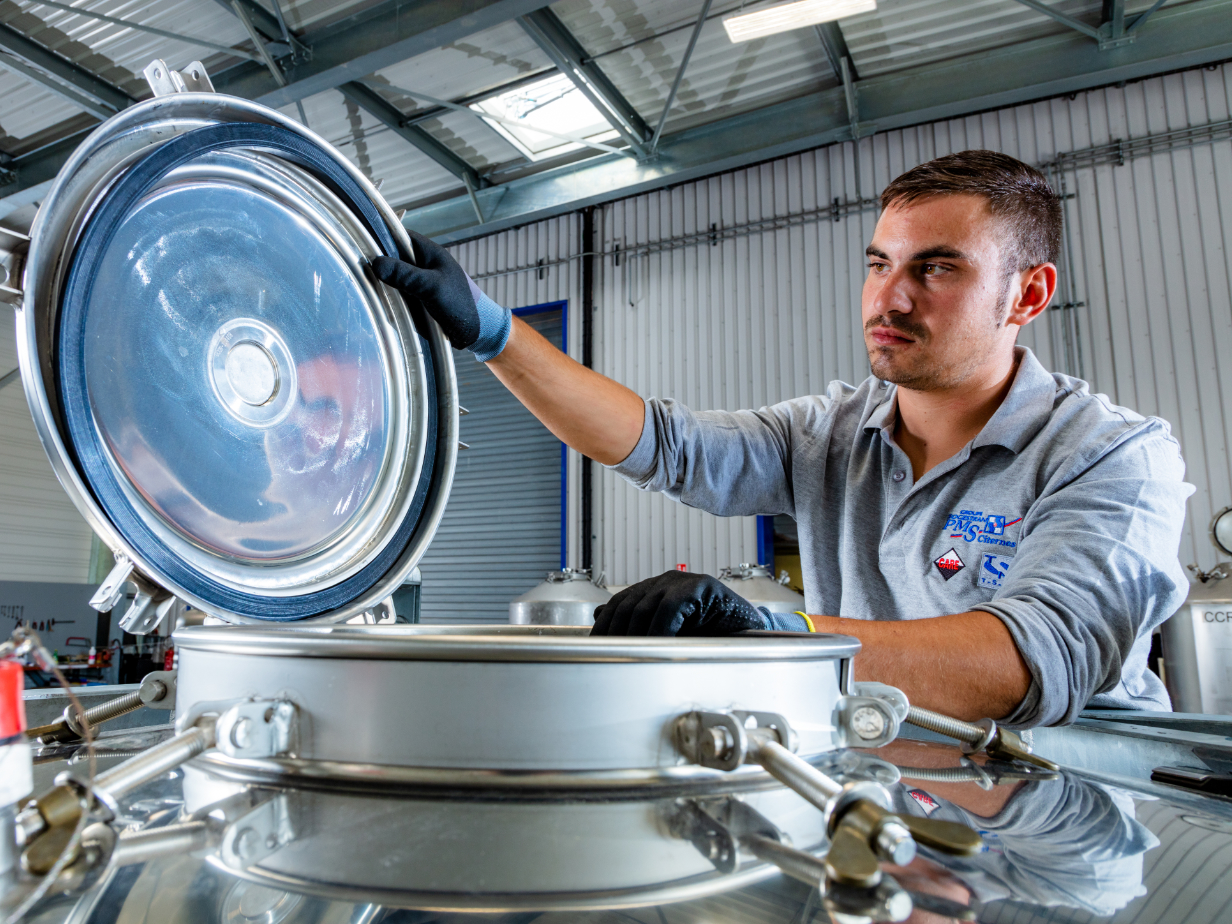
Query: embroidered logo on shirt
[[979, 552, 1012, 590], [933, 548, 965, 581], [907, 789, 940, 815], [946, 510, 1022, 550]]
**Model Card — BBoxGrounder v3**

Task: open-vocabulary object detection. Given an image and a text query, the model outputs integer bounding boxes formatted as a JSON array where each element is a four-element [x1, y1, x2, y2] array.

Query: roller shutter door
[[417, 307, 563, 623]]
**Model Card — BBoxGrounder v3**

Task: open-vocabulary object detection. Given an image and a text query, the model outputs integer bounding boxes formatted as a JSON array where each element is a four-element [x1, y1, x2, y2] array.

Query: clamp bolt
[[851, 705, 887, 740], [230, 717, 255, 750]]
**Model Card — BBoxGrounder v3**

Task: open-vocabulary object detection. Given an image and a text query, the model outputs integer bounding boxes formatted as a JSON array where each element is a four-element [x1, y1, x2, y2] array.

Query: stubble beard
[[866, 293, 1010, 392]]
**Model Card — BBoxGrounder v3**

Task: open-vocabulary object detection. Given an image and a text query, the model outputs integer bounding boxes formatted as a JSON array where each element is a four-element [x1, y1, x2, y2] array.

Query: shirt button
[[892, 471, 906, 483]]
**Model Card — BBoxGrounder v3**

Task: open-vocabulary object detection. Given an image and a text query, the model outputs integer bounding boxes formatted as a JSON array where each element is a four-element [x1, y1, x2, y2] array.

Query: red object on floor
[[0, 659, 26, 738]]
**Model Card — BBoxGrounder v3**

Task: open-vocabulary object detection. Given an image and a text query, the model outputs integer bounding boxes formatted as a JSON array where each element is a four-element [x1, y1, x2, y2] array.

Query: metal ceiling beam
[[403, 0, 1232, 243], [815, 21, 857, 81], [1013, 0, 1102, 40], [210, 0, 550, 110], [0, 0, 549, 203], [650, 0, 712, 152], [517, 8, 651, 156], [1015, 0, 1173, 49], [338, 81, 488, 190], [209, 0, 308, 61], [0, 51, 114, 119], [0, 22, 135, 116], [24, 0, 263, 62], [231, 0, 288, 87]]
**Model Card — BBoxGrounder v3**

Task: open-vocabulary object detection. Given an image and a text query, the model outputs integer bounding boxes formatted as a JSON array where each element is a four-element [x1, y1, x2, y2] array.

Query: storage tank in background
[[509, 569, 612, 626], [718, 564, 806, 615], [1161, 507, 1232, 715]]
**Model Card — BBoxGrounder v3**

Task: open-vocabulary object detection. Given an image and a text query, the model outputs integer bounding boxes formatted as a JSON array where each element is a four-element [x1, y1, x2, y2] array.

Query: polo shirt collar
[[971, 346, 1057, 453], [861, 346, 1057, 454]]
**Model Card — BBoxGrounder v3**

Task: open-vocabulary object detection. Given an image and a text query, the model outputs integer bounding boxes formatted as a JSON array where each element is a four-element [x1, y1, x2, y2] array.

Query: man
[[373, 151, 1191, 727]]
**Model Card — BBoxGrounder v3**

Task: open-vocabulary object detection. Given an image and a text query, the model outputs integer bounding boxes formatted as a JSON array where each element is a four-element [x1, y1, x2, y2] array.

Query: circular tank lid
[[20, 95, 457, 625]]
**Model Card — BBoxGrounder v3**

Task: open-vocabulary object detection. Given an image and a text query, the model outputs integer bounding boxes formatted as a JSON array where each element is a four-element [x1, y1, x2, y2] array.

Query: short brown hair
[[880, 150, 1062, 271]]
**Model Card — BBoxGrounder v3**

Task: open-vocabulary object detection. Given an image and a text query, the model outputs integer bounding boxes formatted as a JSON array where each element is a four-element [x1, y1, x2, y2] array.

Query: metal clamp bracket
[[143, 59, 214, 96], [215, 699, 297, 760], [219, 793, 293, 870], [834, 690, 903, 749]]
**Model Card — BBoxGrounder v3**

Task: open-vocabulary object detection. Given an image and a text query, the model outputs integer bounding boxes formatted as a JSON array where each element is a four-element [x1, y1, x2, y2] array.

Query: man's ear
[[1006, 262, 1057, 329]]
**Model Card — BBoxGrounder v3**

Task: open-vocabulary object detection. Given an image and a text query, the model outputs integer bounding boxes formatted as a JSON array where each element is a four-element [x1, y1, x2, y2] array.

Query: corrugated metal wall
[[0, 322, 93, 582], [418, 309, 565, 623], [455, 63, 1232, 586], [447, 214, 586, 569]]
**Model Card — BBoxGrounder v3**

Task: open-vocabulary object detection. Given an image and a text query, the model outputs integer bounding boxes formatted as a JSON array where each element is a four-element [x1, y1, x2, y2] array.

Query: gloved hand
[[590, 570, 812, 636], [372, 230, 512, 362]]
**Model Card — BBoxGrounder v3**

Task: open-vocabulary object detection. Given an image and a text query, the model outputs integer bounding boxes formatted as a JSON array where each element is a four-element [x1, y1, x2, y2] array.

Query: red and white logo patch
[[933, 548, 964, 581], [908, 789, 941, 815]]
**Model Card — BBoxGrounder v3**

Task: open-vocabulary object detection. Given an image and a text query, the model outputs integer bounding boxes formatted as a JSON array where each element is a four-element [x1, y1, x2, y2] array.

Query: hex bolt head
[[851, 705, 887, 740], [230, 716, 255, 750], [875, 820, 917, 867]]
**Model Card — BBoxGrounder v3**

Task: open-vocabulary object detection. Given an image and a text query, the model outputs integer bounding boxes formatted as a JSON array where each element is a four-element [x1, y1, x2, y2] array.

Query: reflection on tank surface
[[84, 178, 389, 561], [22, 738, 1232, 924], [875, 739, 1171, 922]]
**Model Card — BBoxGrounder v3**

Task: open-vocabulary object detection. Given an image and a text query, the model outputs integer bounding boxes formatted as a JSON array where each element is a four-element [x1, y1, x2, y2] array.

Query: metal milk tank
[[1162, 568, 1232, 715], [509, 569, 612, 626], [718, 564, 806, 615]]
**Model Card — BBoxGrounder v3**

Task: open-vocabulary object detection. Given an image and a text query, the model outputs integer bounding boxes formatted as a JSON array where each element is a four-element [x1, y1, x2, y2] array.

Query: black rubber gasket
[[57, 122, 437, 620]]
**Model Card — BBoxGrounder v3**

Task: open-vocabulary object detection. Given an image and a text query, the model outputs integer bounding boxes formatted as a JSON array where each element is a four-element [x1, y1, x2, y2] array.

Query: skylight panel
[[724, 0, 877, 43], [470, 73, 619, 162]]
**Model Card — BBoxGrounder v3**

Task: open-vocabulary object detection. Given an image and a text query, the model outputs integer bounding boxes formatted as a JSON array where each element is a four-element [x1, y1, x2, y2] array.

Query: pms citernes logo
[[946, 510, 1021, 550]]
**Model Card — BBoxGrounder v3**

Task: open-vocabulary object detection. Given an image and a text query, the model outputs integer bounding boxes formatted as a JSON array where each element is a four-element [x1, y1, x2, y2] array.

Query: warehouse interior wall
[[0, 320, 93, 583], [451, 63, 1232, 588]]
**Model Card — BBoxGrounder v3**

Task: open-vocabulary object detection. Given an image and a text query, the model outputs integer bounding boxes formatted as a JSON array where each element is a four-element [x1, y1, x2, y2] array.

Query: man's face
[[861, 194, 1020, 391]]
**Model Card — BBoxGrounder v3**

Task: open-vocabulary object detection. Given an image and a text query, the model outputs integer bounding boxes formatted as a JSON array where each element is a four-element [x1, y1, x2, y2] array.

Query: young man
[[373, 151, 1191, 727]]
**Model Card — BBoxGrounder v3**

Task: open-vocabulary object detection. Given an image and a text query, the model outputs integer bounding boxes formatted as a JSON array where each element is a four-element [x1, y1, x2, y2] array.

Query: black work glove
[[371, 229, 512, 361], [590, 570, 812, 636]]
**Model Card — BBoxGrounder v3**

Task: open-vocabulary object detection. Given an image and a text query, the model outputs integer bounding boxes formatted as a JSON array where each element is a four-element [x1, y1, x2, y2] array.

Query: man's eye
[[867, 262, 887, 273], [921, 263, 948, 276]]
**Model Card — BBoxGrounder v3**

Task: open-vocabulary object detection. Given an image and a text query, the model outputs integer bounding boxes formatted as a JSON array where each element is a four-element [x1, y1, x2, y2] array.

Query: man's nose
[[872, 267, 914, 316]]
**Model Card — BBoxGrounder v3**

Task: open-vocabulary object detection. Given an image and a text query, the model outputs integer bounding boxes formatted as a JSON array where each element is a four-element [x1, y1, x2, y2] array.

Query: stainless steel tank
[[14, 62, 457, 633], [718, 565, 806, 615], [175, 624, 865, 786], [509, 569, 612, 625], [1162, 570, 1232, 715]]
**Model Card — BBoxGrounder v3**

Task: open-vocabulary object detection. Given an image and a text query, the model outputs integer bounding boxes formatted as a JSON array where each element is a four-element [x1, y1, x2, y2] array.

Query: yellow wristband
[[794, 611, 816, 633]]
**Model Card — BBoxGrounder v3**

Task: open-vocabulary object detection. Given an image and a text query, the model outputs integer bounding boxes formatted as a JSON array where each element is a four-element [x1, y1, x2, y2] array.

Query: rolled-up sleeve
[[974, 419, 1192, 727], [609, 397, 800, 517]]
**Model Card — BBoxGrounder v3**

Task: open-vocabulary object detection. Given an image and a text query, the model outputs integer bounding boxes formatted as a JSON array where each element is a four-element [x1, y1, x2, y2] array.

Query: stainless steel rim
[[17, 93, 459, 623], [192, 751, 789, 796], [207, 851, 787, 912], [172, 624, 863, 662]]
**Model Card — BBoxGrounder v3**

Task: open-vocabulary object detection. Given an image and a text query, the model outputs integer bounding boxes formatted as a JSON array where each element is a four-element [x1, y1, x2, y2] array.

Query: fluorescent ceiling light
[[471, 73, 618, 162], [723, 0, 876, 43]]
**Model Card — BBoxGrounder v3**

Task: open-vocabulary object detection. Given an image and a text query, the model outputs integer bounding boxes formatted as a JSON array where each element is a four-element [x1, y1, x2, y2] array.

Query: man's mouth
[[868, 326, 916, 346]]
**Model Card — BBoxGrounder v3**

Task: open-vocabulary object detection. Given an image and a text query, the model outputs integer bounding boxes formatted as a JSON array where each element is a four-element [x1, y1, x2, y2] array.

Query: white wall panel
[[0, 321, 93, 583], [451, 63, 1232, 586]]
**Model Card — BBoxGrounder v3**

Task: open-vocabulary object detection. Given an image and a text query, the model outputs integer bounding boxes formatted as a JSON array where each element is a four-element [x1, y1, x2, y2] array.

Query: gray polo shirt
[[612, 346, 1192, 727]]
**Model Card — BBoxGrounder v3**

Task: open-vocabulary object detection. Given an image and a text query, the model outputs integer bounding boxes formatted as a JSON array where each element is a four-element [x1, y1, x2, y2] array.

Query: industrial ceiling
[[0, 0, 1228, 244]]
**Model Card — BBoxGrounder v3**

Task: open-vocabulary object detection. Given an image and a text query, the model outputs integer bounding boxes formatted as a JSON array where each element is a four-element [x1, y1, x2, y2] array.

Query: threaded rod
[[905, 706, 984, 743], [78, 689, 143, 727]]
